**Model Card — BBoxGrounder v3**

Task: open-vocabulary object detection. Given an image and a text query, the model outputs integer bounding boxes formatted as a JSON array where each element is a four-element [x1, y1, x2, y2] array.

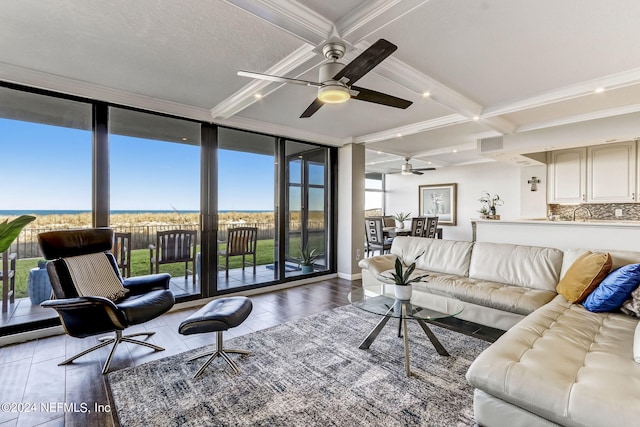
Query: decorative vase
[[490, 206, 496, 216], [396, 221, 404, 229], [394, 284, 412, 300], [301, 264, 314, 274]]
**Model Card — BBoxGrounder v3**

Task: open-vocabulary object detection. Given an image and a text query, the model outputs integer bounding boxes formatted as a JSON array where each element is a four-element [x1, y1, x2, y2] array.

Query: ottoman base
[[188, 330, 250, 378]]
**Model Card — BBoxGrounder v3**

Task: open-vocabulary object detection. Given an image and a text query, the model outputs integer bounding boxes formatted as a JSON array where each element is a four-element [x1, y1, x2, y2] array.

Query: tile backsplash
[[548, 203, 640, 221]]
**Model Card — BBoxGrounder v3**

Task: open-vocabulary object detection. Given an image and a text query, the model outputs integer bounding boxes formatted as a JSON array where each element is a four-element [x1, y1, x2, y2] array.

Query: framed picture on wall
[[418, 183, 457, 225]]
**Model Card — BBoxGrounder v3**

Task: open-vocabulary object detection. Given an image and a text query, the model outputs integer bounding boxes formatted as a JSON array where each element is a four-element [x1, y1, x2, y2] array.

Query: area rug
[[107, 305, 490, 427]]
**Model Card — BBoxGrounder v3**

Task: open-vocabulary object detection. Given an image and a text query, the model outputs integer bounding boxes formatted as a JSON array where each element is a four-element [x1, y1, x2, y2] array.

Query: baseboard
[[337, 272, 362, 281], [0, 325, 64, 347]]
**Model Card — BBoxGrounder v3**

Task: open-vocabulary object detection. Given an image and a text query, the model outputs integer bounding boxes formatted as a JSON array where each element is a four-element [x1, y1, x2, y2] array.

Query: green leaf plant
[[0, 215, 36, 253], [383, 252, 429, 286]]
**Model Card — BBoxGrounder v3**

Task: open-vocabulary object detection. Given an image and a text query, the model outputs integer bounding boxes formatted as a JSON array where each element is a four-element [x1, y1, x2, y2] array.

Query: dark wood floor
[[0, 278, 502, 427]]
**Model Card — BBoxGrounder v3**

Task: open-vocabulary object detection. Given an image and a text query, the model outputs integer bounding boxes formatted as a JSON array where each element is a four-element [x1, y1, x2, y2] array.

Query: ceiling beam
[[354, 114, 469, 144]]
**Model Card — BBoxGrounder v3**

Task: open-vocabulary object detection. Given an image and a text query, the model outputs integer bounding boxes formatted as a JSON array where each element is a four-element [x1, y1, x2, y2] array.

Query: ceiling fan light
[[401, 163, 413, 175], [318, 84, 350, 104]]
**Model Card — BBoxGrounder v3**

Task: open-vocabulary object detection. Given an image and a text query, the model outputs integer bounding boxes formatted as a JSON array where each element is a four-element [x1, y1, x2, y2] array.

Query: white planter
[[396, 220, 405, 229], [394, 284, 412, 300]]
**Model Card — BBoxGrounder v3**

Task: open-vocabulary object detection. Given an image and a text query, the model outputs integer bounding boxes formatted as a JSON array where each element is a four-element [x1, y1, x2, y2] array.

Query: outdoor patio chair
[[112, 232, 131, 278], [218, 227, 258, 278], [38, 228, 174, 374], [1, 251, 16, 313], [150, 229, 197, 284]]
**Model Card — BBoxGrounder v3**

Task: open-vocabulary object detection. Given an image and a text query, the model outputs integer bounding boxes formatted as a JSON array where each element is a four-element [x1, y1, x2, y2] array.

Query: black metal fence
[[9, 221, 325, 259]]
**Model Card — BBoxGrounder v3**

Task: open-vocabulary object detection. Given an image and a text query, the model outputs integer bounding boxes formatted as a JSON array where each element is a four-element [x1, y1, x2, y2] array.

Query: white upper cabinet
[[588, 141, 636, 203], [547, 148, 586, 203]]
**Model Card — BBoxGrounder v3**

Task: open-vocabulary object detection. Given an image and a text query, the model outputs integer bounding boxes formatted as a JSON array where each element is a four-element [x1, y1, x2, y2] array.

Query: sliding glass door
[[285, 142, 330, 278]]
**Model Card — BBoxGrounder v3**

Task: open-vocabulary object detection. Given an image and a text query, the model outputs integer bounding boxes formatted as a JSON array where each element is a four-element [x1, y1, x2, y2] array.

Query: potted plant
[[0, 215, 36, 254], [298, 243, 318, 274], [392, 212, 411, 229], [382, 253, 429, 300], [478, 192, 504, 219]]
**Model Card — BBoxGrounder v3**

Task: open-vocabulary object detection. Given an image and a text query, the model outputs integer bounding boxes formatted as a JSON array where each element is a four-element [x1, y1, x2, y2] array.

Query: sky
[[0, 118, 280, 211]]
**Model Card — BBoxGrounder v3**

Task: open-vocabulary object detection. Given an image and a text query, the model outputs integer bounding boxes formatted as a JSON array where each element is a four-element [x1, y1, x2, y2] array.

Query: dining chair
[[425, 216, 439, 238], [410, 217, 426, 237], [364, 217, 392, 256]]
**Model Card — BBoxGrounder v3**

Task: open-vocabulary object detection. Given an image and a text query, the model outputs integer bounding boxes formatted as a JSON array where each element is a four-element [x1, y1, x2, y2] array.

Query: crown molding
[[483, 67, 640, 117], [355, 113, 469, 144], [216, 115, 343, 146], [0, 62, 213, 121]]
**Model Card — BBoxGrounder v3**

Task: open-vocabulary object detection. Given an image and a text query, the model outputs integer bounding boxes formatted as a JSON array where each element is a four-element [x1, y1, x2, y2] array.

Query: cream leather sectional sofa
[[358, 237, 640, 427]]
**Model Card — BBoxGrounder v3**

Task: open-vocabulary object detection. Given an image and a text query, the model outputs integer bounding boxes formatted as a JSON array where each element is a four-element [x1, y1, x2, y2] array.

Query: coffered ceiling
[[2, 0, 640, 173]]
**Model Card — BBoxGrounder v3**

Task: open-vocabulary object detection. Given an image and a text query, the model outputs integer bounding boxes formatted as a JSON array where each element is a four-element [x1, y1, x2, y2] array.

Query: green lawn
[[9, 239, 284, 299]]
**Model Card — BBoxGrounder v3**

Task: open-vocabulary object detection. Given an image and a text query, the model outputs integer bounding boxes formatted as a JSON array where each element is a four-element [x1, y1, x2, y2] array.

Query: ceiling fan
[[388, 157, 436, 175], [237, 39, 413, 118]]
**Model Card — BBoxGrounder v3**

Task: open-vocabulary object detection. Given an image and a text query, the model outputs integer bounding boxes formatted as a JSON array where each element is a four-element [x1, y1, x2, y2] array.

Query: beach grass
[[3, 210, 326, 301]]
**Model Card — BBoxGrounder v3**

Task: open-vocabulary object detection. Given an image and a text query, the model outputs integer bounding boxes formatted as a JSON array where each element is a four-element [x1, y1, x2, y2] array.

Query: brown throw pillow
[[557, 251, 612, 303]]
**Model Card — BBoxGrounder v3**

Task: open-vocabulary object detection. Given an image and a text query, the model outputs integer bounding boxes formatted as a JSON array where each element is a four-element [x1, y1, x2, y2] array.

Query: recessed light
[[377, 151, 382, 154], [181, 137, 188, 141], [472, 116, 480, 121], [595, 87, 605, 94], [254, 93, 263, 99], [427, 161, 432, 165], [422, 91, 431, 98], [452, 149, 458, 153], [397, 133, 402, 138]]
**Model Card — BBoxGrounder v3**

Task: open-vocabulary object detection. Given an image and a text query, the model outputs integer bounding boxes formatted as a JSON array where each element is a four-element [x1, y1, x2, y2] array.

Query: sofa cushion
[[390, 236, 473, 276], [467, 295, 640, 427], [468, 242, 563, 292], [561, 248, 640, 278], [413, 273, 556, 315], [583, 263, 640, 312], [623, 285, 640, 317], [557, 251, 612, 303]]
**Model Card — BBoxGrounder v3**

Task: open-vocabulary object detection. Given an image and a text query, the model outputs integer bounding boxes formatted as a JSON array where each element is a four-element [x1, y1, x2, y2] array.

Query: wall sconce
[[528, 176, 541, 191]]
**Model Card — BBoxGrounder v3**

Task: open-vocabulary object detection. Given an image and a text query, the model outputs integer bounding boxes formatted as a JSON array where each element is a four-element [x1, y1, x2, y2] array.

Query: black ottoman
[[178, 296, 253, 378]]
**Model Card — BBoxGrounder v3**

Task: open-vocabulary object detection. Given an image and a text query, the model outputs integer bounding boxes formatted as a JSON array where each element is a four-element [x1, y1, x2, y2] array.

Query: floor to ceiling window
[[109, 107, 202, 298], [217, 128, 277, 290], [0, 86, 92, 330], [0, 82, 336, 336]]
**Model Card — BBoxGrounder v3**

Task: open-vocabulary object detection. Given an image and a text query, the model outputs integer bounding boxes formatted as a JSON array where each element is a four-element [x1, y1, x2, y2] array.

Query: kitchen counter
[[474, 218, 640, 227], [471, 218, 640, 251]]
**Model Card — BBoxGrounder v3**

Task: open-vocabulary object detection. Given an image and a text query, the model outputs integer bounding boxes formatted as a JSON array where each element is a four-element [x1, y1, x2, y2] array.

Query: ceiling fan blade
[[413, 167, 436, 171], [412, 171, 424, 175], [300, 98, 324, 118], [238, 70, 322, 87], [350, 85, 412, 109], [332, 39, 397, 85]]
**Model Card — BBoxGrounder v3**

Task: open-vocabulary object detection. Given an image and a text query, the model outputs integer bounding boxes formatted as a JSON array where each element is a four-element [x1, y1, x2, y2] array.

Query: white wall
[[385, 162, 527, 241], [520, 165, 548, 218]]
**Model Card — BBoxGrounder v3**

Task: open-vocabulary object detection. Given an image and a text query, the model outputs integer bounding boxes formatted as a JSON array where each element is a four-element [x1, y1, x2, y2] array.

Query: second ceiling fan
[[238, 39, 413, 118]]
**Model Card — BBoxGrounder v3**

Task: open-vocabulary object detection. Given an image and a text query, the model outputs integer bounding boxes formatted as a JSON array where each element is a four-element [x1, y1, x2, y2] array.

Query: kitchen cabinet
[[548, 141, 638, 204], [587, 141, 636, 203], [547, 148, 586, 203]]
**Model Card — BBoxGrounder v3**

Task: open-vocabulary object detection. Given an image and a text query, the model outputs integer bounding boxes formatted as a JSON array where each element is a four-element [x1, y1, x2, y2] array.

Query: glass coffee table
[[348, 284, 464, 377]]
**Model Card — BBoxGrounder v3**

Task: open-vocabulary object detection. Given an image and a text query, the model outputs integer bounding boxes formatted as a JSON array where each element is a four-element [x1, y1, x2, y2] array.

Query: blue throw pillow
[[583, 263, 640, 312]]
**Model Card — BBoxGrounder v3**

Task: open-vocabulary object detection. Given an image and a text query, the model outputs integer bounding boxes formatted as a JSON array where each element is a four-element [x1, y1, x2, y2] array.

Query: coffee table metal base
[[358, 303, 450, 377]]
